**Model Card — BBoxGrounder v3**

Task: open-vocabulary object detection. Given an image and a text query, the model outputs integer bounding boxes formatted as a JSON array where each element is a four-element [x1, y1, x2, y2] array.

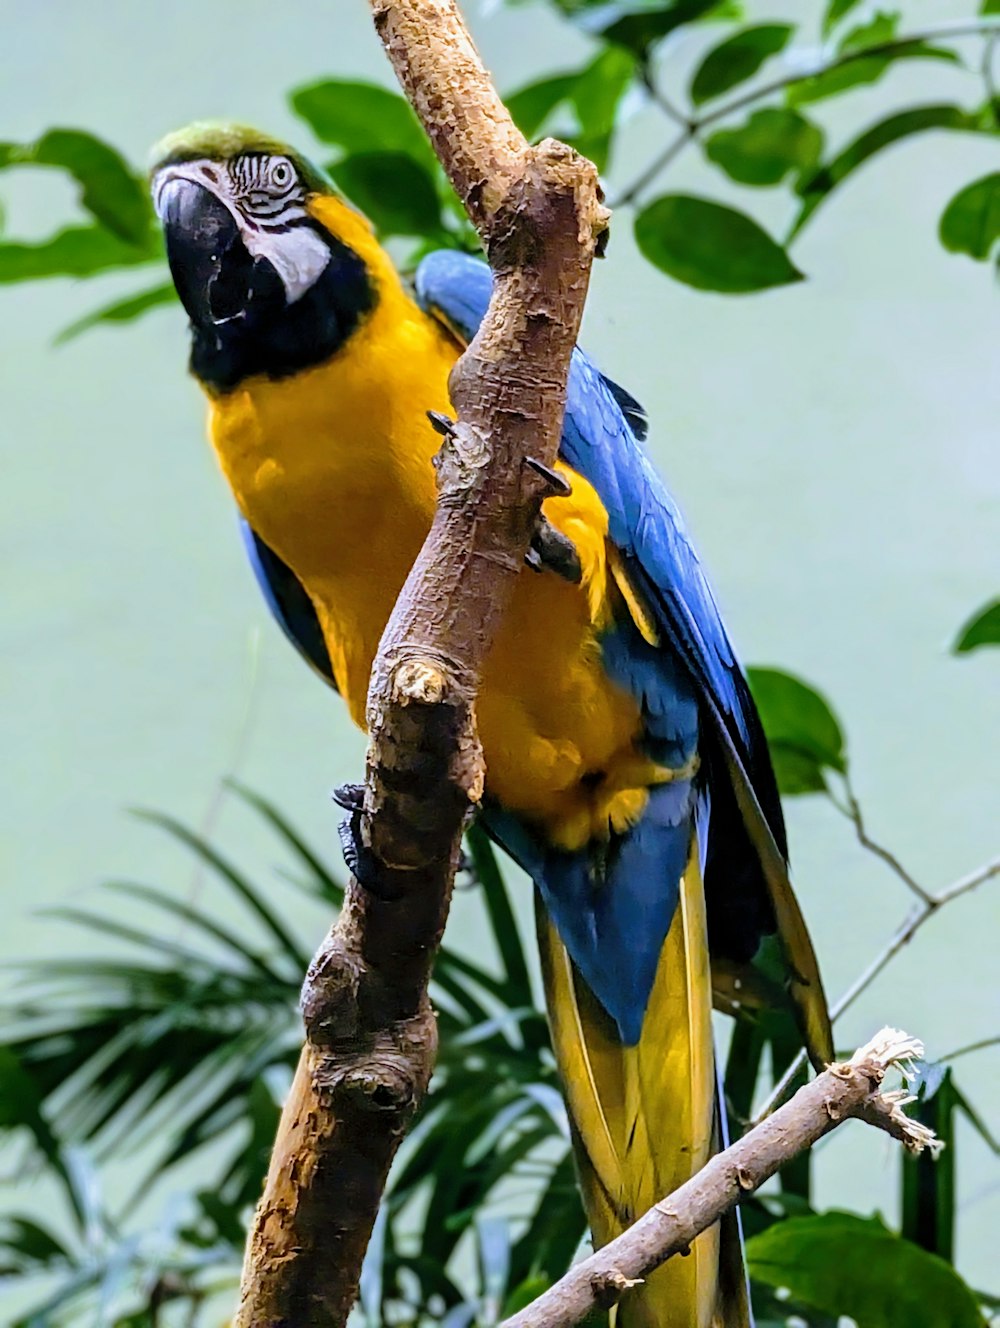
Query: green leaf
[[583, 1, 726, 57], [983, 0, 1000, 13], [506, 48, 636, 172], [689, 24, 793, 105], [939, 174, 1000, 261], [0, 224, 160, 283], [0, 129, 152, 245], [901, 1066, 955, 1261], [329, 152, 443, 239], [506, 74, 580, 139], [792, 105, 985, 240], [55, 279, 175, 344], [746, 666, 846, 795], [465, 824, 533, 1008], [635, 194, 803, 292], [952, 597, 1000, 652], [838, 9, 898, 54], [747, 1212, 983, 1328], [566, 47, 637, 171], [705, 108, 822, 186], [786, 16, 961, 107], [822, 0, 863, 36], [291, 79, 432, 165]]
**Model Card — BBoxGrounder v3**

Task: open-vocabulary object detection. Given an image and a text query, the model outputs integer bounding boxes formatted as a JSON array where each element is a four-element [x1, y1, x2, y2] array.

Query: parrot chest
[[207, 321, 669, 851]]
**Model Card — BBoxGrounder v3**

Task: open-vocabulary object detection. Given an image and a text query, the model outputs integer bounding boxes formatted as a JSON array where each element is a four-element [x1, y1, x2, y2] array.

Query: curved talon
[[332, 781, 365, 811], [528, 516, 583, 584], [426, 409, 456, 437], [525, 454, 572, 497]]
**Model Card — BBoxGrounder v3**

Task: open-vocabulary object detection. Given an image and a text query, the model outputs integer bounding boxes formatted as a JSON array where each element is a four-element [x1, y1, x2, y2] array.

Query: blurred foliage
[[3, 0, 998, 1323], [2, 712, 997, 1324], [952, 596, 1000, 652], [1, 0, 998, 335]]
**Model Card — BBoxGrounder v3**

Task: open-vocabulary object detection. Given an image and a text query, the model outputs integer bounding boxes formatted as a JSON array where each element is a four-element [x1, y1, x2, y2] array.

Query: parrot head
[[150, 122, 376, 390]]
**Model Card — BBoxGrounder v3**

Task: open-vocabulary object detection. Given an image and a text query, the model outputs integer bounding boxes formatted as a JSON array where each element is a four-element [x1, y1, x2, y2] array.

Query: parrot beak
[[157, 176, 258, 327]]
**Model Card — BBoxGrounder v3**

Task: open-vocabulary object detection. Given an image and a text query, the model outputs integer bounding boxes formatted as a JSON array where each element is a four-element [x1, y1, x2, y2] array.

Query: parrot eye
[[269, 158, 295, 191]]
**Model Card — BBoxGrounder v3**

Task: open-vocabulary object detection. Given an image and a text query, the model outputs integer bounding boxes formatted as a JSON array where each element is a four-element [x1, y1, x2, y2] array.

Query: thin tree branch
[[754, 855, 1000, 1122], [831, 776, 933, 904], [502, 1028, 938, 1328], [232, 2, 607, 1325], [696, 20, 1000, 133], [613, 18, 1000, 208]]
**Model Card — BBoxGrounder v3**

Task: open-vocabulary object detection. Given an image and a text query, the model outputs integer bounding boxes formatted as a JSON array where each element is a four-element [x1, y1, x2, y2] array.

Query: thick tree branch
[[233, 3, 607, 1325], [501, 1028, 939, 1328]]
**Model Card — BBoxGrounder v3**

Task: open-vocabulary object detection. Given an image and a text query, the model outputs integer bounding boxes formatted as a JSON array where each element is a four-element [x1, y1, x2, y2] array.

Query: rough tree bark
[[232, 3, 608, 1325]]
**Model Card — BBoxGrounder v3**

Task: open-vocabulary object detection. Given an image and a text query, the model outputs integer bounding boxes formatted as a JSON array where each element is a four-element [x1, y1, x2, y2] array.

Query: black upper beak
[[158, 177, 257, 328]]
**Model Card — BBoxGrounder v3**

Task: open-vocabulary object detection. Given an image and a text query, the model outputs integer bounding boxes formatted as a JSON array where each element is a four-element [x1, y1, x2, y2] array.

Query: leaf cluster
[[2, 2, 998, 338]]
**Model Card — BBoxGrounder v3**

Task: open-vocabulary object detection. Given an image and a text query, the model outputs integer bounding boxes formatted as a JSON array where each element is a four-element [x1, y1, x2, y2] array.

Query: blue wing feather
[[239, 521, 337, 689], [416, 251, 784, 1040]]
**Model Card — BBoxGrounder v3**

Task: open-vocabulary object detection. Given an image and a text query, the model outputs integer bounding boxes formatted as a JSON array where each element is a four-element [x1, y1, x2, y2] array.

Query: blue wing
[[239, 521, 336, 688], [415, 252, 793, 1028]]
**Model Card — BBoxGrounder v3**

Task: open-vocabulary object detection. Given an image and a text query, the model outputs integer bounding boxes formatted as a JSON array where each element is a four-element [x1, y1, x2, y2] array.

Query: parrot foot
[[526, 515, 582, 584], [332, 784, 382, 890], [337, 811, 382, 891]]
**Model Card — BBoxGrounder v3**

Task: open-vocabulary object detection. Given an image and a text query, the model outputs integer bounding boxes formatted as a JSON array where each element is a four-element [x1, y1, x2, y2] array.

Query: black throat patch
[[189, 228, 375, 393]]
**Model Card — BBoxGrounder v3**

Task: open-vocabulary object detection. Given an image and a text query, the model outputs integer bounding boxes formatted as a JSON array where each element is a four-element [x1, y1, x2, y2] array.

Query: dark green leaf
[[792, 105, 985, 240], [290, 79, 432, 165], [635, 194, 803, 292], [0, 1216, 69, 1275], [567, 47, 636, 171], [329, 152, 443, 239], [690, 24, 793, 105], [705, 108, 822, 186], [0, 129, 152, 245], [747, 1212, 982, 1328], [226, 781, 343, 903], [901, 1066, 955, 1260], [822, 0, 863, 36], [132, 810, 307, 966], [465, 824, 533, 1008], [55, 280, 175, 344], [786, 17, 961, 108], [506, 74, 579, 139], [939, 174, 1000, 261], [746, 666, 846, 795], [953, 597, 1000, 652], [838, 9, 898, 54], [983, 0, 1000, 12], [0, 225, 160, 283], [506, 48, 635, 172], [581, 1, 726, 58]]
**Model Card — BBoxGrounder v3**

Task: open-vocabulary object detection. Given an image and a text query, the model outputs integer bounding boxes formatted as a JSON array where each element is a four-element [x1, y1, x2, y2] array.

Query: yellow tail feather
[[538, 843, 749, 1327]]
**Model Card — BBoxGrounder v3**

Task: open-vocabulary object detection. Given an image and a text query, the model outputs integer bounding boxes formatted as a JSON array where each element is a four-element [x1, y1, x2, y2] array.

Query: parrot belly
[[206, 287, 674, 852]]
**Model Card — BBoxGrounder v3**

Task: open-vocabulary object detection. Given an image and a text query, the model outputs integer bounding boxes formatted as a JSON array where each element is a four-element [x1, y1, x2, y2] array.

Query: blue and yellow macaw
[[151, 123, 831, 1327]]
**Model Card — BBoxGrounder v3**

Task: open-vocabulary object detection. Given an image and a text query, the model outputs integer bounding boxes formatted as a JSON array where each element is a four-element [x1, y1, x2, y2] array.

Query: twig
[[754, 855, 1000, 1121], [613, 18, 1000, 208], [830, 776, 933, 904], [941, 1036, 1000, 1063], [231, 2, 607, 1325], [502, 1028, 938, 1328]]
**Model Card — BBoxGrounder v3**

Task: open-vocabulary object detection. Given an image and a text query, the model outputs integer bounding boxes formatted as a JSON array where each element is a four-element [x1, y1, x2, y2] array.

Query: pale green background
[[2, 0, 998, 1302]]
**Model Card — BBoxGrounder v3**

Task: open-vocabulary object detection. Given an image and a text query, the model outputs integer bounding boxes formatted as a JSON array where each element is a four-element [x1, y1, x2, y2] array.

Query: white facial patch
[[153, 155, 331, 305]]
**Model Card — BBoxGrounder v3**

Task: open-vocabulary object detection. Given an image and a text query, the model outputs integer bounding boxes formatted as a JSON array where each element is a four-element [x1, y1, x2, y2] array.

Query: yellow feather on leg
[[539, 842, 749, 1327]]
